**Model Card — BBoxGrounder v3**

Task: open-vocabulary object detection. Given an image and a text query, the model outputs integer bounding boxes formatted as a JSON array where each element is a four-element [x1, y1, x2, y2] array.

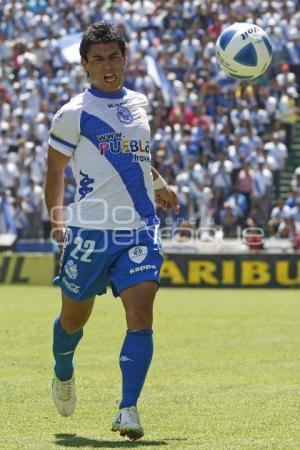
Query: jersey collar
[[88, 86, 127, 99]]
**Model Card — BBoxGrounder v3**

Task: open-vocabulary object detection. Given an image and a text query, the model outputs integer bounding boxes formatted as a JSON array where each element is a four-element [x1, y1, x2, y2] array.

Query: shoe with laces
[[52, 373, 76, 417], [112, 406, 144, 440]]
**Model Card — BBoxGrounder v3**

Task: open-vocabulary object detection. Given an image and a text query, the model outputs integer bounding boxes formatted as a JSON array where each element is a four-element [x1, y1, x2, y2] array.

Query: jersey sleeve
[[48, 105, 80, 156], [140, 93, 150, 113]]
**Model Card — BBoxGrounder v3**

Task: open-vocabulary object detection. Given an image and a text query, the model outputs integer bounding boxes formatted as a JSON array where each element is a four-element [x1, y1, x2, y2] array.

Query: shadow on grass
[[55, 433, 174, 448]]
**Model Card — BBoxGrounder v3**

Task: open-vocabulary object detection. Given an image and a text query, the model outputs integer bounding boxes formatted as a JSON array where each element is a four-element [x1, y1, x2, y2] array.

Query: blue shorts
[[53, 226, 163, 301]]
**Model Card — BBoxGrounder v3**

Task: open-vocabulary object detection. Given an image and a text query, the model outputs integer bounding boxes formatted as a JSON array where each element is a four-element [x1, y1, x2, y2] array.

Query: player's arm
[[151, 166, 179, 214], [44, 146, 70, 245]]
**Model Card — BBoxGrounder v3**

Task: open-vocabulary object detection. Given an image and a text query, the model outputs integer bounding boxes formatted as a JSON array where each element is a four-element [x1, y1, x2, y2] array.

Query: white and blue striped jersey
[[48, 86, 157, 230]]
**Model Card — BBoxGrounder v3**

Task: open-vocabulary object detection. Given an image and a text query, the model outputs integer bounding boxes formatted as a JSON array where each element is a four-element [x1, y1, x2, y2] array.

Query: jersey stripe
[[50, 132, 77, 149], [80, 111, 155, 223]]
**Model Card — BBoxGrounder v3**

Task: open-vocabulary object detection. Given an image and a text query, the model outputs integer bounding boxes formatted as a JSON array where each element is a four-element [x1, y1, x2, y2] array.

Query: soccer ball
[[215, 23, 272, 80]]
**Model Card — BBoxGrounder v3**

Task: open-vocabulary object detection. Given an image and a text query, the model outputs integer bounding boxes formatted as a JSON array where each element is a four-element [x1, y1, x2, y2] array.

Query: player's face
[[82, 42, 126, 93]]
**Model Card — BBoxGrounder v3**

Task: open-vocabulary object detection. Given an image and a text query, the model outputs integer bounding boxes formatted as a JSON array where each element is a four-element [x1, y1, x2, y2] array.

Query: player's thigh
[[109, 226, 163, 298], [120, 280, 158, 329], [60, 291, 96, 332]]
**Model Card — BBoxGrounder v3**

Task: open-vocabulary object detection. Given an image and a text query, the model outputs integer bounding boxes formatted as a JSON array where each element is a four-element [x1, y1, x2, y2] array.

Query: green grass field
[[0, 287, 300, 450]]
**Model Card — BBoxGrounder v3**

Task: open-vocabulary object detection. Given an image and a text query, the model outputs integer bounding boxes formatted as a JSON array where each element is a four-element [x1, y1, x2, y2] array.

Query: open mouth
[[104, 73, 117, 83]]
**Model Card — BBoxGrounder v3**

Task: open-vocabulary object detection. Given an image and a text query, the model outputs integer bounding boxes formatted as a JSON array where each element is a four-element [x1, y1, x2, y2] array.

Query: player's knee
[[127, 306, 153, 329], [60, 315, 85, 334]]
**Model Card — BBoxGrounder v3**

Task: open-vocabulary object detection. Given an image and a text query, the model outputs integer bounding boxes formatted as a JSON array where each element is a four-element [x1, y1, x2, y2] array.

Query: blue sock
[[53, 316, 83, 381], [119, 329, 153, 409]]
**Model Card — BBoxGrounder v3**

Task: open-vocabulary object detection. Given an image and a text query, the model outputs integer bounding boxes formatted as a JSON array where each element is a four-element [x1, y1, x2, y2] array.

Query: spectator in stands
[[168, 97, 196, 127], [211, 150, 233, 201], [41, 198, 51, 240], [284, 27, 300, 89], [13, 196, 28, 238], [236, 161, 253, 203], [277, 210, 297, 241], [291, 197, 300, 226], [291, 168, 300, 195], [174, 220, 196, 243], [194, 184, 213, 226], [0, 186, 16, 235], [227, 184, 249, 222], [276, 63, 297, 89], [245, 205, 265, 230], [219, 200, 239, 238], [22, 179, 43, 238], [0, 154, 19, 196], [251, 158, 273, 228], [278, 86, 298, 151], [263, 132, 287, 199], [268, 198, 292, 235], [285, 190, 298, 209], [0, 0, 299, 240]]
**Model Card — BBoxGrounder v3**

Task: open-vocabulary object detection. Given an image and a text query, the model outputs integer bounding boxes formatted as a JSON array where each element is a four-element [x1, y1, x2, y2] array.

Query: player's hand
[[155, 185, 180, 214], [52, 228, 65, 252]]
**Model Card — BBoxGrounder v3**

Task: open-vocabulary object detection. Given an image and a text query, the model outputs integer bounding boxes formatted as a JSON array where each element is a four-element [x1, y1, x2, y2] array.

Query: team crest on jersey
[[128, 246, 148, 263], [54, 109, 64, 121], [117, 105, 133, 124], [65, 259, 78, 280], [63, 228, 73, 246]]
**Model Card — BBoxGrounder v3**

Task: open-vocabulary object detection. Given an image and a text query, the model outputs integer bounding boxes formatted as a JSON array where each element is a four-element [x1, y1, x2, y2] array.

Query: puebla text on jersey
[[48, 86, 158, 230]]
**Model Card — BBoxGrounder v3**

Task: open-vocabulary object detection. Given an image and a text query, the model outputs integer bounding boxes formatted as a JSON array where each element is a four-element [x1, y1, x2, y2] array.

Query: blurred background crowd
[[1, 0, 300, 246]]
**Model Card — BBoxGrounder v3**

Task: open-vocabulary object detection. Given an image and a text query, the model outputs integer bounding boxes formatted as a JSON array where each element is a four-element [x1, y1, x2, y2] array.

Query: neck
[[88, 85, 126, 99]]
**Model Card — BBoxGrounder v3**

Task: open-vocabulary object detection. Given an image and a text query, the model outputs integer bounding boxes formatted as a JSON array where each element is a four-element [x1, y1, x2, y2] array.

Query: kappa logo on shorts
[[62, 276, 80, 294], [129, 264, 156, 275], [128, 246, 148, 264], [64, 259, 78, 280]]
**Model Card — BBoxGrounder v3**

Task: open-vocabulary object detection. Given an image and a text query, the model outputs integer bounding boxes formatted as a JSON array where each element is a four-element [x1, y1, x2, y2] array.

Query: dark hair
[[80, 22, 126, 60]]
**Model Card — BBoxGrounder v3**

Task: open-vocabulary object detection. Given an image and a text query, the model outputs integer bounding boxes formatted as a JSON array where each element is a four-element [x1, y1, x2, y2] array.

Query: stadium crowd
[[0, 0, 300, 245]]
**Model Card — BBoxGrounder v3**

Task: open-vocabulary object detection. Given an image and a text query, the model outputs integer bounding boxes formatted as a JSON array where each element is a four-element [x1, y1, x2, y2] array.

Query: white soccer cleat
[[52, 373, 76, 417], [111, 406, 144, 440]]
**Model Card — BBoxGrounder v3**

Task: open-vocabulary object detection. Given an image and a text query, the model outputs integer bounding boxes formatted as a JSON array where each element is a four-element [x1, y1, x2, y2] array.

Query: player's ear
[[123, 50, 128, 67], [81, 58, 89, 77]]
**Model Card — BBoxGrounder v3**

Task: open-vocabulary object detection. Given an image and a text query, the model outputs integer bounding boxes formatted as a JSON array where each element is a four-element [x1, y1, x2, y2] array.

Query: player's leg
[[119, 280, 156, 406], [54, 292, 95, 380], [112, 280, 157, 440], [52, 226, 110, 415], [52, 292, 95, 416], [110, 226, 163, 438]]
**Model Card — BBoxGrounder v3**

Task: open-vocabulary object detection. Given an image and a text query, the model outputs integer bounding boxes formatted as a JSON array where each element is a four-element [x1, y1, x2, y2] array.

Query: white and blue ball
[[215, 23, 272, 80]]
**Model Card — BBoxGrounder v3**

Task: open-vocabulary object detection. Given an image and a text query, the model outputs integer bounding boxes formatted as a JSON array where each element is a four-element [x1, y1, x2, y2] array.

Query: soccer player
[[44, 22, 179, 441]]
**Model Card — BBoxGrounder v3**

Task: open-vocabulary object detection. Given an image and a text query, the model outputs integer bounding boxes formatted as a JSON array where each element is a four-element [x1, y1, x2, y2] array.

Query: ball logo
[[128, 246, 148, 263], [215, 23, 272, 80], [65, 259, 78, 280], [117, 105, 133, 124]]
